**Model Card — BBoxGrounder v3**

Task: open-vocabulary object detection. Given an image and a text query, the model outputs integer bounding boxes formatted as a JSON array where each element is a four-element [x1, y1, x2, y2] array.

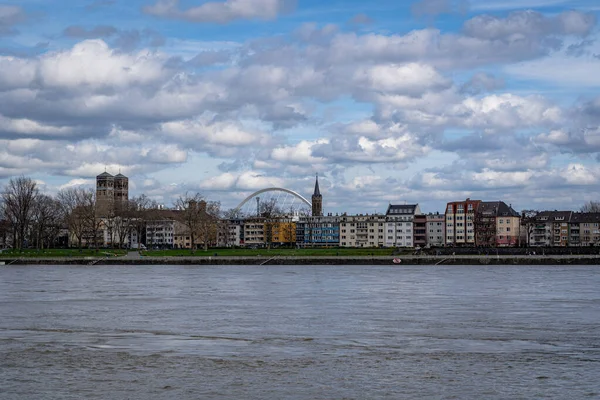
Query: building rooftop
[[386, 204, 418, 215], [478, 201, 520, 217]]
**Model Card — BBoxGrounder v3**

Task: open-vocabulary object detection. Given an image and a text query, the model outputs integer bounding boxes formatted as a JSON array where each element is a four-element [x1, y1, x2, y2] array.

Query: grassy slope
[[0, 249, 127, 258], [140, 248, 401, 257]]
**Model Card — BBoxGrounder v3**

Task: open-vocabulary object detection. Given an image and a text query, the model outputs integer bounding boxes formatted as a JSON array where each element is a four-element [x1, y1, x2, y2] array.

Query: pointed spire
[[313, 173, 321, 197]]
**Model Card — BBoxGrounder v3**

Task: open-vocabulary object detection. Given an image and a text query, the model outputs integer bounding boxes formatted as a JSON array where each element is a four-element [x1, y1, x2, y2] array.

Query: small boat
[[392, 258, 402, 264]]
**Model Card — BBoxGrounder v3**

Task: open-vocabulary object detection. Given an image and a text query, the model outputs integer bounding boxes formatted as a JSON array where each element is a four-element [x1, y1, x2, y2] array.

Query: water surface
[[1, 265, 599, 399]]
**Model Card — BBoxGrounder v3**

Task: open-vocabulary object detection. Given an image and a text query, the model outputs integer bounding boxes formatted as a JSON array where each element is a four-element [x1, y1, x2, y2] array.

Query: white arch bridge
[[234, 187, 312, 216]]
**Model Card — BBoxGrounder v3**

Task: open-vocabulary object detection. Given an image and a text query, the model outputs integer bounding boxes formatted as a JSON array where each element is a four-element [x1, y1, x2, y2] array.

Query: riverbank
[[3, 254, 600, 265]]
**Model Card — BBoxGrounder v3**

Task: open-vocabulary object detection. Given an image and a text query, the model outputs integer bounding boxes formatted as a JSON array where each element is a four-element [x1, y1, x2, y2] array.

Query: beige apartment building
[[339, 214, 386, 247]]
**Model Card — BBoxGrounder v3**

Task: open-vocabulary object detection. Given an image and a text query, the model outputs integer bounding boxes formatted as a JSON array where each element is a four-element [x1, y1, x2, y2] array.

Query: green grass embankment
[[141, 248, 400, 257], [0, 249, 127, 258]]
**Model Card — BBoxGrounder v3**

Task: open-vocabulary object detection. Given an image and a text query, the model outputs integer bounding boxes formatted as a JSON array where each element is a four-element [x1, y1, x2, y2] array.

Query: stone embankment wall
[[4, 255, 600, 266]]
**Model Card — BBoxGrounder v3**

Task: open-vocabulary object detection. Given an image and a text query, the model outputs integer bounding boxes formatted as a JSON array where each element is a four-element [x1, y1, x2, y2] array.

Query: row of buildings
[[80, 173, 600, 249], [3, 172, 599, 250]]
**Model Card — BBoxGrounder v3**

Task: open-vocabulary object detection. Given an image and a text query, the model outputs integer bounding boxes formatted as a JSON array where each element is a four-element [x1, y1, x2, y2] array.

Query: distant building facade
[[384, 204, 421, 247], [445, 199, 480, 246], [297, 214, 340, 247], [426, 213, 445, 247], [96, 172, 129, 217], [339, 214, 385, 247], [475, 201, 520, 247]]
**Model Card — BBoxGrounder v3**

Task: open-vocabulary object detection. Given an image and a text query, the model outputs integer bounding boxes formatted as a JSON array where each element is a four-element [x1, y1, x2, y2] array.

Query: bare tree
[[130, 194, 158, 250], [175, 193, 220, 251], [57, 187, 93, 250], [31, 194, 62, 250], [520, 210, 538, 247], [0, 200, 11, 248], [112, 200, 135, 249], [581, 201, 600, 213], [222, 208, 245, 219], [259, 199, 283, 249], [1, 176, 38, 250], [280, 216, 297, 248], [474, 212, 496, 247]]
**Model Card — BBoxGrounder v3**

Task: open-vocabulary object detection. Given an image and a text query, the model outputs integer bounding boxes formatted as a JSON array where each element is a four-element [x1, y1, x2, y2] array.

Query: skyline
[[1, 0, 600, 215]]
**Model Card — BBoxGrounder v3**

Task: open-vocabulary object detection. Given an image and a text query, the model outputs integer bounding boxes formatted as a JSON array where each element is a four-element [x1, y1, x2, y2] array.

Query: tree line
[[0, 176, 221, 251]]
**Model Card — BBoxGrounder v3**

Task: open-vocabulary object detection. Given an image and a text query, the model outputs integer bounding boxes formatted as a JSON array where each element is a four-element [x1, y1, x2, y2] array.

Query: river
[[1, 265, 599, 399]]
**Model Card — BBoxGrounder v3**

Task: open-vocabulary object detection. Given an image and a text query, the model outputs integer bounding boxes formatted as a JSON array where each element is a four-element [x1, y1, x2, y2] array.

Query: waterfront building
[[270, 217, 297, 246], [532, 211, 572, 247], [571, 213, 600, 246], [475, 201, 520, 246], [242, 217, 266, 247], [426, 213, 445, 247], [297, 214, 340, 247], [339, 213, 386, 248], [384, 204, 421, 248], [413, 214, 427, 248], [445, 199, 480, 246], [146, 219, 175, 249], [217, 219, 244, 247]]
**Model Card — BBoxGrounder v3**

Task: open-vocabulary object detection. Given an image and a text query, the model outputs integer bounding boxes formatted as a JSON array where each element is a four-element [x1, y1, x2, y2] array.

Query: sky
[[1, 0, 600, 215]]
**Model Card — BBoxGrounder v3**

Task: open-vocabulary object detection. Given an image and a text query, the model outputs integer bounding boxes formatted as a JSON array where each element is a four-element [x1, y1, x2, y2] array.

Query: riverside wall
[[3, 255, 600, 266]]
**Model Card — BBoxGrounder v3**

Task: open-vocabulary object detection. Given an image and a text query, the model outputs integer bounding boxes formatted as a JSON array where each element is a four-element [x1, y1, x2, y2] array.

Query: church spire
[[311, 173, 322, 217], [313, 173, 321, 197]]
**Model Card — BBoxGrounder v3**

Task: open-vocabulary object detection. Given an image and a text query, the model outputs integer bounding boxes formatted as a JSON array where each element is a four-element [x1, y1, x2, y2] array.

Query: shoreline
[[3, 255, 600, 266]]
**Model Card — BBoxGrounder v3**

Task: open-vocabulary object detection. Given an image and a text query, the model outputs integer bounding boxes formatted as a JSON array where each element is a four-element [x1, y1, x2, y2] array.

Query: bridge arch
[[235, 187, 311, 212]]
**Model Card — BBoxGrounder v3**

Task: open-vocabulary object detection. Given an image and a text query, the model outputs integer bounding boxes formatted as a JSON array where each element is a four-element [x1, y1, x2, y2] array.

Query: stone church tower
[[311, 174, 323, 217], [96, 171, 129, 217]]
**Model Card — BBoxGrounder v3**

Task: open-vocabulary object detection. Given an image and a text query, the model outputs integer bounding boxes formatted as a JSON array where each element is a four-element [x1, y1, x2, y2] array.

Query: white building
[[426, 213, 445, 246], [146, 219, 175, 249], [384, 204, 421, 247]]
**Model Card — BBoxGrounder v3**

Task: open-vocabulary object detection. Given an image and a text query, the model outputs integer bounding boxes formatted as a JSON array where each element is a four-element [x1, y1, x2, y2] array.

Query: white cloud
[[38, 40, 167, 90], [160, 118, 263, 147], [271, 139, 328, 165], [58, 179, 94, 190], [560, 163, 597, 185], [353, 63, 451, 95]]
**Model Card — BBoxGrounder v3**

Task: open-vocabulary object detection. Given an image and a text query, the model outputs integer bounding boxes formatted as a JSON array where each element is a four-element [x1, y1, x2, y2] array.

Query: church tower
[[311, 173, 323, 217]]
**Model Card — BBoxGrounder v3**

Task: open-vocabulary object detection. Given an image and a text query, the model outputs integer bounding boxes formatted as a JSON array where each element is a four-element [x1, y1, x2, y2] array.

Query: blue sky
[[1, 0, 600, 215]]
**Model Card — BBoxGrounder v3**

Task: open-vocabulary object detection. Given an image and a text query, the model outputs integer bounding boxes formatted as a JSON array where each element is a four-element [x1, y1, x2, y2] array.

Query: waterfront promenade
[[3, 253, 600, 265]]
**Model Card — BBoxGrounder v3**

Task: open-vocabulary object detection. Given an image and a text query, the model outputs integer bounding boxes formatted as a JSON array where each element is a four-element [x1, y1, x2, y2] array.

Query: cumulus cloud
[[353, 63, 452, 96], [143, 0, 295, 24], [271, 139, 329, 165]]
